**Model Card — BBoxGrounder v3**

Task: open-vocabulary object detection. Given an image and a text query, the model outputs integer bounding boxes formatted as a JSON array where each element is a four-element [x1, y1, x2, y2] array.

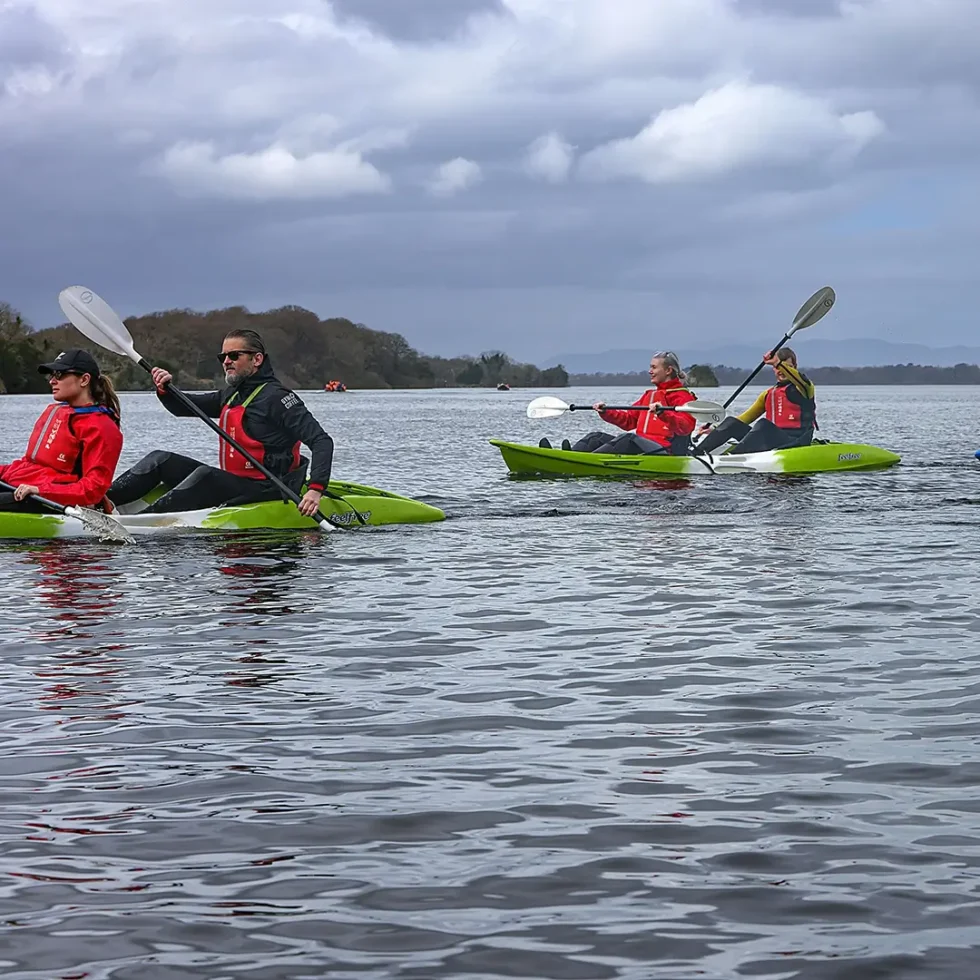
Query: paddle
[[527, 396, 726, 425], [0, 479, 135, 543], [57, 286, 364, 530], [721, 286, 835, 410]]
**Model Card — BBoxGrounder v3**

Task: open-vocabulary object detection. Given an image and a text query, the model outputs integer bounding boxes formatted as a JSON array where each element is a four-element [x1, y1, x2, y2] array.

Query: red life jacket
[[218, 383, 300, 480], [765, 382, 816, 430], [23, 403, 85, 476], [634, 384, 696, 445]]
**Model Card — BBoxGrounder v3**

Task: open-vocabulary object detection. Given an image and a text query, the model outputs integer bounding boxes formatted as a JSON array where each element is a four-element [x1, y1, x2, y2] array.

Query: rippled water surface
[[2, 385, 980, 980]]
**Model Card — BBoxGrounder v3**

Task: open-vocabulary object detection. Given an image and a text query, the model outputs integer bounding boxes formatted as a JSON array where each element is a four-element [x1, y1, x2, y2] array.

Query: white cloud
[[427, 157, 483, 197], [3, 66, 61, 99], [524, 131, 575, 183], [157, 141, 391, 200], [578, 81, 885, 184]]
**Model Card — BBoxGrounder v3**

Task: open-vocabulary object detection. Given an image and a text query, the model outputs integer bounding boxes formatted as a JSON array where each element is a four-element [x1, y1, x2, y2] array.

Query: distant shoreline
[[571, 365, 980, 386]]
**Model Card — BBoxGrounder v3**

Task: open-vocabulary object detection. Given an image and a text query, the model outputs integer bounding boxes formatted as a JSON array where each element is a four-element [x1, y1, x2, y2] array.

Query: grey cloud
[[735, 0, 845, 17], [330, 0, 507, 41], [0, 3, 66, 73], [1, 0, 979, 363]]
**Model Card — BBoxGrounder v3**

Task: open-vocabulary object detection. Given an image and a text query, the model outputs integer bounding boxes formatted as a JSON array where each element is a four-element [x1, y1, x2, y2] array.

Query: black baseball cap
[[38, 348, 101, 378]]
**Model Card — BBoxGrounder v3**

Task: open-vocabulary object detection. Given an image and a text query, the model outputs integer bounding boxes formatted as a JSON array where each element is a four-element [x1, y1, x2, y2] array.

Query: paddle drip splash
[[73, 507, 136, 544]]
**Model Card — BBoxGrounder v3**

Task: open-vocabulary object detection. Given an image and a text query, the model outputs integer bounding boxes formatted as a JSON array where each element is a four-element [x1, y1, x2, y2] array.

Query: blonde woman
[[696, 347, 816, 455], [542, 351, 697, 455]]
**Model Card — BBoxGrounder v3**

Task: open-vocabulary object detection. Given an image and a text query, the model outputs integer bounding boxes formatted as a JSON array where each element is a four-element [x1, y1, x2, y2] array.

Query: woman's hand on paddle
[[762, 350, 779, 366], [298, 488, 322, 517], [593, 401, 605, 412], [151, 366, 173, 389], [696, 423, 713, 436], [13, 484, 39, 502]]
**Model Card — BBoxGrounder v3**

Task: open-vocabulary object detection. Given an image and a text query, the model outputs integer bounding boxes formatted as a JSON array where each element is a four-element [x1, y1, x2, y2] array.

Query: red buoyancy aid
[[0, 403, 122, 508], [24, 403, 85, 474], [764, 382, 816, 430], [600, 380, 697, 448], [218, 383, 300, 480]]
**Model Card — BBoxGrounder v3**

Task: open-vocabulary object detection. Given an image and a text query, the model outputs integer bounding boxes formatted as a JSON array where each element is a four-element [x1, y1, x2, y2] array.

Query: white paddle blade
[[58, 286, 142, 364], [526, 395, 571, 419], [791, 286, 835, 334], [680, 400, 725, 424]]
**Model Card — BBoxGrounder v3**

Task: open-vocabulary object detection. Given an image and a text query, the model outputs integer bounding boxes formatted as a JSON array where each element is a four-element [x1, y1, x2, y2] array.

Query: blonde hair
[[652, 350, 687, 383]]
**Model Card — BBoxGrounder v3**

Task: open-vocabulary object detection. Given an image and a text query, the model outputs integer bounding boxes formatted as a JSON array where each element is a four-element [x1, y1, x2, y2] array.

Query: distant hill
[[0, 301, 568, 394], [546, 339, 980, 372]]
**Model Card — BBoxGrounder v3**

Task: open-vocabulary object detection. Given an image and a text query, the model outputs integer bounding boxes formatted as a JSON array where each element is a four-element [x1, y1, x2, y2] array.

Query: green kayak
[[0, 479, 445, 541], [490, 439, 901, 477]]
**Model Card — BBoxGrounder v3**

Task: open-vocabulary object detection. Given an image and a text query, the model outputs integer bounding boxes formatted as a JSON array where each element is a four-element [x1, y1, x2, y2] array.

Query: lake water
[[2, 385, 979, 980]]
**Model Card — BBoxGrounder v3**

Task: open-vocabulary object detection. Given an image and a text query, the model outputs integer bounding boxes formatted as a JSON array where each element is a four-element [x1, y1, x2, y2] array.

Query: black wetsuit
[[108, 360, 333, 513]]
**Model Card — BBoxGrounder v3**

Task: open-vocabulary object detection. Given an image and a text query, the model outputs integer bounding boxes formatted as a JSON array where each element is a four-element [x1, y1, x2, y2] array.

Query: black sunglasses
[[217, 349, 258, 364], [49, 370, 83, 380]]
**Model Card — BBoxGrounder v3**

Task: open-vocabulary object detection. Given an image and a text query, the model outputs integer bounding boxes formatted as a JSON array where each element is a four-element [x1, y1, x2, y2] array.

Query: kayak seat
[[221, 457, 310, 506]]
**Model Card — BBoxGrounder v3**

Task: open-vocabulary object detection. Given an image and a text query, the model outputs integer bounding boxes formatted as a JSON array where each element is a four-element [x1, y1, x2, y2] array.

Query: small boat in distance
[[324, 380, 348, 392], [496, 383, 511, 391]]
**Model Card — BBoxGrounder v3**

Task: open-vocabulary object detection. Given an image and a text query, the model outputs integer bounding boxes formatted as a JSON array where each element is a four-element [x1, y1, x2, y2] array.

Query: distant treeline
[[571, 363, 980, 386], [0, 301, 568, 393]]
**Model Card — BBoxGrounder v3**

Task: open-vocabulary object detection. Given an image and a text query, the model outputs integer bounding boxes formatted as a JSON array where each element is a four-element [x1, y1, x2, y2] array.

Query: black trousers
[[0, 492, 48, 513], [697, 417, 813, 455], [108, 451, 292, 514], [570, 431, 670, 455]]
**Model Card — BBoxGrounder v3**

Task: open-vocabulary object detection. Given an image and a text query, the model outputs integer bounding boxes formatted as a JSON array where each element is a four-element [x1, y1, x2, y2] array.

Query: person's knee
[[723, 418, 752, 439], [176, 465, 215, 490], [129, 449, 172, 474], [571, 431, 607, 452]]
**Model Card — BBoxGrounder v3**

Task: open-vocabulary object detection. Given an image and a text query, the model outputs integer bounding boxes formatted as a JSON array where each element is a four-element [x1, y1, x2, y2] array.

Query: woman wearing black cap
[[0, 348, 123, 512]]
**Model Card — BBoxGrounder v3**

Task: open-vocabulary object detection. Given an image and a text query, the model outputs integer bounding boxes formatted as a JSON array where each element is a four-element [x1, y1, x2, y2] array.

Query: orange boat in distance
[[324, 380, 348, 392]]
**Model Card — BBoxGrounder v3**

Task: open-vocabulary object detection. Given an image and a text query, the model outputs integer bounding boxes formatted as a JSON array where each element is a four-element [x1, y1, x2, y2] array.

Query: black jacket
[[157, 359, 334, 487]]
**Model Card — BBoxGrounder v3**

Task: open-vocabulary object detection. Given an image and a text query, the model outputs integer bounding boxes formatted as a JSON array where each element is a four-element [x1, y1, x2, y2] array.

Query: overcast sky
[[2, 0, 979, 363]]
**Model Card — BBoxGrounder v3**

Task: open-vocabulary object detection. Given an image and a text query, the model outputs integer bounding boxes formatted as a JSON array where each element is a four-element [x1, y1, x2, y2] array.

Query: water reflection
[[1, 388, 979, 980], [20, 543, 124, 629], [209, 535, 306, 611], [633, 477, 694, 492], [206, 536, 315, 688]]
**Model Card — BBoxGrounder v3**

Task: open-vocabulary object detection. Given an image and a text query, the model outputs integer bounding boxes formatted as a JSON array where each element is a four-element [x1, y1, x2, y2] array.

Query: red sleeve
[[36, 415, 124, 507], [599, 392, 648, 432], [659, 388, 696, 437]]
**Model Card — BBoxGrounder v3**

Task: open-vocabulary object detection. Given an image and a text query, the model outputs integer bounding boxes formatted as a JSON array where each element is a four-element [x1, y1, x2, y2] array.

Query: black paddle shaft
[[722, 330, 793, 409], [0, 478, 72, 514], [136, 357, 364, 527], [568, 404, 669, 412]]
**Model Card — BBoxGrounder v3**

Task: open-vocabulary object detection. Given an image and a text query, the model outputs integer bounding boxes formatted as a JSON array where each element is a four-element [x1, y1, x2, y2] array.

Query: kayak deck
[[490, 439, 901, 477], [0, 479, 445, 541]]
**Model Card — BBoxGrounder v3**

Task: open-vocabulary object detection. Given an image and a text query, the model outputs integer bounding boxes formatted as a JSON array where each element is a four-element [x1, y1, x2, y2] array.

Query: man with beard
[[108, 329, 333, 515]]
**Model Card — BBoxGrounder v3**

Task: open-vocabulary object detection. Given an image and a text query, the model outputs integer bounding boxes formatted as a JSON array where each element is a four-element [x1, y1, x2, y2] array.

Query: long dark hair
[[91, 374, 121, 420]]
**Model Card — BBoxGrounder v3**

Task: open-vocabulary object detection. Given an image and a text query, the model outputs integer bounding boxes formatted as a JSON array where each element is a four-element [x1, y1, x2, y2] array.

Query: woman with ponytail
[[0, 348, 123, 512], [540, 350, 697, 455], [694, 347, 816, 456]]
